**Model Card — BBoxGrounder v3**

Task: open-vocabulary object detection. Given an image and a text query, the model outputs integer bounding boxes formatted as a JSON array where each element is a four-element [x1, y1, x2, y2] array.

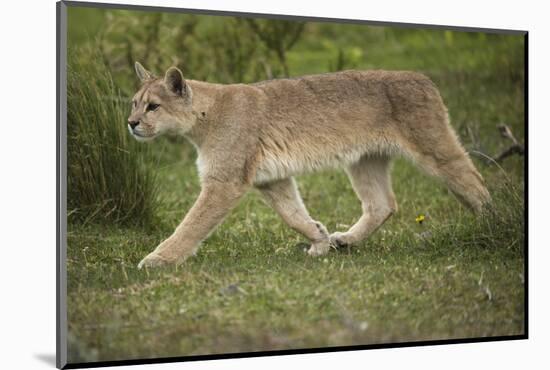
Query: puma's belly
[[254, 145, 367, 184]]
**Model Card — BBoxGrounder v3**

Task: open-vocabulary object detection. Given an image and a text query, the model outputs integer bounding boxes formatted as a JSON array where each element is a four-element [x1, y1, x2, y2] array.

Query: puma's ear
[[135, 61, 153, 82], [164, 67, 186, 96]]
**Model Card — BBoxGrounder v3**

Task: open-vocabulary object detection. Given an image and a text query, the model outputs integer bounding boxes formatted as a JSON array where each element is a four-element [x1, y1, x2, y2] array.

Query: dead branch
[[495, 124, 524, 162], [468, 123, 524, 165]]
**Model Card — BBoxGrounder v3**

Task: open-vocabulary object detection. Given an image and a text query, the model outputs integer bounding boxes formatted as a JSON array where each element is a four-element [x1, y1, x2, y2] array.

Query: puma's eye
[[132, 100, 137, 108], [147, 103, 160, 112]]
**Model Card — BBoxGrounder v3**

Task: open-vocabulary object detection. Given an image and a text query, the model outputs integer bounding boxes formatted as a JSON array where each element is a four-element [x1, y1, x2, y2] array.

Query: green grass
[[67, 52, 159, 226], [66, 155, 524, 362], [65, 8, 525, 364]]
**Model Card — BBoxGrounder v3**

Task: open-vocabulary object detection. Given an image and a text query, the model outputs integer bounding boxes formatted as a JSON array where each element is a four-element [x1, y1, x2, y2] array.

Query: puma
[[127, 62, 489, 268]]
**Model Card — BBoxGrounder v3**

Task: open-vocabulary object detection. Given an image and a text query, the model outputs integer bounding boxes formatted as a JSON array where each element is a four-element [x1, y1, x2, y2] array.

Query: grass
[[66, 155, 525, 362], [67, 52, 159, 226], [65, 8, 525, 364]]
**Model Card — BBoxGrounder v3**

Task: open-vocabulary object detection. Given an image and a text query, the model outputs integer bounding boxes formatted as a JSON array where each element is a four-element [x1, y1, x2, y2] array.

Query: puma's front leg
[[138, 182, 248, 269], [258, 178, 331, 257]]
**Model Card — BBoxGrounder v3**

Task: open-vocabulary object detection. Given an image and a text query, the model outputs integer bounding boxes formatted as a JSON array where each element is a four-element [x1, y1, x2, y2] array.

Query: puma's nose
[[128, 120, 139, 130]]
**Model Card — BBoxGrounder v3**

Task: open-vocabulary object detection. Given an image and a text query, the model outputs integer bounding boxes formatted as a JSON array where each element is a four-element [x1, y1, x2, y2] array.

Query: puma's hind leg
[[402, 123, 491, 213], [397, 100, 490, 212], [330, 155, 397, 248], [257, 177, 332, 256]]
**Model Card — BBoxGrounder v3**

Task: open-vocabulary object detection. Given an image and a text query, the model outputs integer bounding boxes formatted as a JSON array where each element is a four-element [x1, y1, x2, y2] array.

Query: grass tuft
[[423, 178, 524, 254], [67, 49, 159, 227]]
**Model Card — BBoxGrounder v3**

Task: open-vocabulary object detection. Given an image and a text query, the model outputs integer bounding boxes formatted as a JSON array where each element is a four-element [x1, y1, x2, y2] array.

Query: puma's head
[[127, 62, 195, 141]]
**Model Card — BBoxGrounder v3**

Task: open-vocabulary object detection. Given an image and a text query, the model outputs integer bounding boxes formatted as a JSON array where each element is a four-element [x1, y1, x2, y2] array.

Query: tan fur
[[128, 62, 490, 268]]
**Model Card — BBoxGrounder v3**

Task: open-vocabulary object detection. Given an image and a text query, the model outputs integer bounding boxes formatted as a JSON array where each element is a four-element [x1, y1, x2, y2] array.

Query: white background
[[0, 0, 546, 369]]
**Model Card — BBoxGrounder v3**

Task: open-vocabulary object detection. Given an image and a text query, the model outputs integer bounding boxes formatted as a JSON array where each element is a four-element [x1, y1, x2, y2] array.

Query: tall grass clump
[[424, 174, 525, 255], [67, 50, 158, 226]]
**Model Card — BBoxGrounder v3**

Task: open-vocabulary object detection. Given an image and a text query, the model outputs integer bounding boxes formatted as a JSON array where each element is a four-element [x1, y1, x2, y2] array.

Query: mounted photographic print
[[56, 1, 527, 368]]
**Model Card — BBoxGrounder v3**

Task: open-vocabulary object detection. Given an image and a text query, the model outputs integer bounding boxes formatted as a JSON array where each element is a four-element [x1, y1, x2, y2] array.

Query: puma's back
[[247, 70, 451, 183]]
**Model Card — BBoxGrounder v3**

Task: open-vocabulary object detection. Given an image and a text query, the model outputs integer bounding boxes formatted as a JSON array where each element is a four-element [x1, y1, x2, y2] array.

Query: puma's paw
[[307, 239, 331, 257], [137, 252, 172, 269], [329, 232, 353, 249]]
